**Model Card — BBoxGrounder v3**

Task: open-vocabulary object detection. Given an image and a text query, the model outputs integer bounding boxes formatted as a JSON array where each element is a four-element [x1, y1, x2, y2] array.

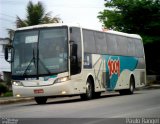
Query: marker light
[[61, 91, 67, 94], [12, 81, 23, 86], [16, 94, 21, 97]]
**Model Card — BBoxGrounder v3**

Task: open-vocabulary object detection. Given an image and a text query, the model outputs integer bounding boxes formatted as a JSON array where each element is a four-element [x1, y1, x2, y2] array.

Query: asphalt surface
[[0, 89, 160, 124], [0, 86, 160, 124]]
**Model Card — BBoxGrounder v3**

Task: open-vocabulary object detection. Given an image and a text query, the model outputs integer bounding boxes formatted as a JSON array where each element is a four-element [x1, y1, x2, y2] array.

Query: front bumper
[[12, 81, 80, 97]]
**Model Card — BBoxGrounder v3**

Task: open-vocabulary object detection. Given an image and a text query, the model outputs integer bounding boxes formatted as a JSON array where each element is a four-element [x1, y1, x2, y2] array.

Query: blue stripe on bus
[[44, 75, 57, 81], [102, 55, 138, 90]]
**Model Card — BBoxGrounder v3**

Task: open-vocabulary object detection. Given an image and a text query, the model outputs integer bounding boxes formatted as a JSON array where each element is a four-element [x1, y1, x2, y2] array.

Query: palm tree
[[16, 1, 61, 28]]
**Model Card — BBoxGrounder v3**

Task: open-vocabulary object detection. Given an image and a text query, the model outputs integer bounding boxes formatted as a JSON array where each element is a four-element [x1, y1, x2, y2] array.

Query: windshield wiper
[[23, 49, 52, 77], [38, 58, 52, 75], [23, 49, 36, 76]]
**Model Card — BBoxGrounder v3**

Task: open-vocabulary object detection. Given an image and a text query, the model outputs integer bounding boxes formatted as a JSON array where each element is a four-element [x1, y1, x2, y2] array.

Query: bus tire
[[80, 78, 94, 100], [35, 97, 47, 104], [119, 76, 135, 95], [127, 76, 135, 94]]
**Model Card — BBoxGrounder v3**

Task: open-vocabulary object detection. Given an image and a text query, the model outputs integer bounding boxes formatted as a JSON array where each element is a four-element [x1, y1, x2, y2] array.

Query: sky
[[0, 0, 105, 38]]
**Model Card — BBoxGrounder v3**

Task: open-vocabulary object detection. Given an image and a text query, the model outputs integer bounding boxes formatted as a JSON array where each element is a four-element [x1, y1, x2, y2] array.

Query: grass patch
[[2, 91, 13, 97]]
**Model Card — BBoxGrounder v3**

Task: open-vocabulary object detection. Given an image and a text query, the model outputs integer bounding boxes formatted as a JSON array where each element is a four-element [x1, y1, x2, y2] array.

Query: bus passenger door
[[105, 72, 112, 90], [70, 27, 82, 75]]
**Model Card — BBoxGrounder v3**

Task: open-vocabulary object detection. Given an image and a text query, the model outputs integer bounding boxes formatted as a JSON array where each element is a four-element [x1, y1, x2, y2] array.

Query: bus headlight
[[12, 81, 23, 86], [54, 76, 69, 84]]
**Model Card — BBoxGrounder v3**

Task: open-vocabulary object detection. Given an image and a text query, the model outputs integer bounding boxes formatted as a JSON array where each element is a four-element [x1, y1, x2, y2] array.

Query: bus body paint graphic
[[108, 57, 120, 78], [103, 55, 138, 90]]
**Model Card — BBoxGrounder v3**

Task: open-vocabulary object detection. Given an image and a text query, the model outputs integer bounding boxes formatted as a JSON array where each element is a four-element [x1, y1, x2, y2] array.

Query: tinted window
[[83, 29, 96, 53], [134, 39, 144, 57], [116, 36, 128, 56], [94, 31, 107, 54], [83, 29, 143, 57], [106, 34, 118, 55], [70, 27, 82, 75], [12, 30, 38, 76], [39, 28, 68, 75], [127, 38, 136, 56]]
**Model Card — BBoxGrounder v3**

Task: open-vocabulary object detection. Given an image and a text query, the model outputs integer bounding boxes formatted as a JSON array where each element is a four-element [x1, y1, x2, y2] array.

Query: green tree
[[16, 1, 61, 28], [98, 0, 160, 44]]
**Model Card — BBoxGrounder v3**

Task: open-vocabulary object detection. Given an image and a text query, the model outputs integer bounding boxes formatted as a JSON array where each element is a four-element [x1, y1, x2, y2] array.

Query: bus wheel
[[80, 79, 94, 100], [35, 97, 47, 104], [127, 76, 135, 94], [119, 76, 135, 95]]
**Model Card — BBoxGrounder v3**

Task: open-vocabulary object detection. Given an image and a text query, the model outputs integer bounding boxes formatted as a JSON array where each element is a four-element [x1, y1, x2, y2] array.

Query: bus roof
[[105, 30, 142, 39], [16, 23, 142, 40], [16, 23, 70, 31]]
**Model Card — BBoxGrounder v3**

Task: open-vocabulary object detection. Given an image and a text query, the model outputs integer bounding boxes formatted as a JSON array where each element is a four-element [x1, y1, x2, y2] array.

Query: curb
[[0, 97, 34, 105], [136, 84, 160, 91], [143, 84, 160, 90]]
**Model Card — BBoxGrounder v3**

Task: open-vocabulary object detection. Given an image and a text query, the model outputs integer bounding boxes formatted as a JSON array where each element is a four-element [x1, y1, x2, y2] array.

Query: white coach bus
[[5, 23, 146, 104]]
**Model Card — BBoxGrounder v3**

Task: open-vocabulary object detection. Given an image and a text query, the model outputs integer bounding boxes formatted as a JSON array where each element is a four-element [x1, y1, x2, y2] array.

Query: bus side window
[[127, 38, 136, 56], [94, 31, 107, 54], [83, 29, 96, 53], [106, 34, 117, 55], [116, 36, 128, 56], [135, 39, 144, 58]]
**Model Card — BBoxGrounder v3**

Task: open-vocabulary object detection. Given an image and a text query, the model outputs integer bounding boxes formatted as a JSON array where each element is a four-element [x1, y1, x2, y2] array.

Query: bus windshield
[[12, 27, 68, 77]]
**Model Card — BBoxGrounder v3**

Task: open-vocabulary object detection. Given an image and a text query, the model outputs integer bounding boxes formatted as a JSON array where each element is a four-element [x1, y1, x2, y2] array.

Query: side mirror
[[5, 45, 13, 63]]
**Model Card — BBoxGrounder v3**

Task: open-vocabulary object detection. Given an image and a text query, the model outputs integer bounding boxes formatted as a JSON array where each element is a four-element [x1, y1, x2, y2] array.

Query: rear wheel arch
[[119, 74, 135, 95]]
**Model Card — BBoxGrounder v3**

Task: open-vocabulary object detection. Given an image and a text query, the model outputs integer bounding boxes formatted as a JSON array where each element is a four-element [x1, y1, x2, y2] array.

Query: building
[[0, 38, 11, 82]]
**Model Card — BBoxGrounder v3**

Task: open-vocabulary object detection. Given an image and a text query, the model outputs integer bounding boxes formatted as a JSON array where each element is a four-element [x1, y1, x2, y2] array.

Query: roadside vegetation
[[0, 80, 13, 97], [98, 0, 160, 75], [16, 1, 61, 28]]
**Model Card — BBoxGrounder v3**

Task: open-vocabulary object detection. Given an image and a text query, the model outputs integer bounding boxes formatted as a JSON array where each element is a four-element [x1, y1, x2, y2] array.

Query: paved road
[[0, 89, 160, 123]]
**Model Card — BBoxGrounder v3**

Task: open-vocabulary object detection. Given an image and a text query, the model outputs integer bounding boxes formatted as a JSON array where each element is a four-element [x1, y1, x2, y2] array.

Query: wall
[[0, 38, 11, 81]]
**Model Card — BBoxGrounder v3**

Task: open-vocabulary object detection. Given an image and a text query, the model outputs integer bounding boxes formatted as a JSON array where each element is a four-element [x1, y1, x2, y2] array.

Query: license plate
[[34, 89, 44, 94]]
